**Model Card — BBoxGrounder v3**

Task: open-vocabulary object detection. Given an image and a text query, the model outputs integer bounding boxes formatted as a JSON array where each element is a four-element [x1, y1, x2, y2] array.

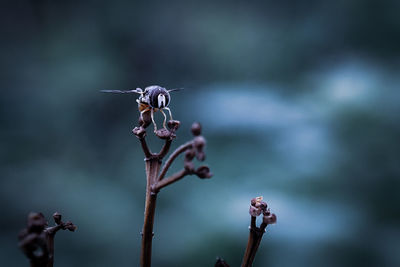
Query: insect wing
[[167, 88, 183, 93], [100, 88, 142, 94]]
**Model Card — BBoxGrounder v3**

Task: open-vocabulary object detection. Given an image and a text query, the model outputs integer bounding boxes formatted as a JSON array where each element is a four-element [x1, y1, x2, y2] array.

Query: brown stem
[[153, 169, 189, 192], [45, 230, 58, 267], [241, 217, 265, 267], [139, 137, 152, 159], [157, 139, 172, 159], [141, 158, 161, 267], [158, 141, 193, 181]]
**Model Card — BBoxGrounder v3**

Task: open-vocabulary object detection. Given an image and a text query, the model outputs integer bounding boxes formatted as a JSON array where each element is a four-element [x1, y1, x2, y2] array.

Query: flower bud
[[27, 212, 47, 233], [263, 213, 277, 225], [155, 128, 172, 139], [194, 136, 206, 150], [168, 120, 180, 131], [185, 149, 195, 161], [53, 212, 62, 225], [249, 205, 262, 217], [64, 221, 77, 232], [191, 122, 202, 136], [196, 165, 212, 179], [184, 161, 195, 173], [132, 127, 146, 139]]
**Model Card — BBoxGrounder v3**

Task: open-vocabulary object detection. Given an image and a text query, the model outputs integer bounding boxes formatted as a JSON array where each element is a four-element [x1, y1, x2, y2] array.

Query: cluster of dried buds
[[18, 212, 76, 267], [134, 109, 181, 141], [150, 122, 213, 193], [49, 212, 77, 233], [132, 110, 213, 266], [249, 196, 277, 229], [183, 122, 213, 179], [216, 197, 277, 267]]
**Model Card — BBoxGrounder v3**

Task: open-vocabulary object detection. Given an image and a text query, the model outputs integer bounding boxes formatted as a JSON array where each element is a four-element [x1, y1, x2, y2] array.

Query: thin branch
[[157, 139, 172, 159], [133, 120, 211, 267], [132, 127, 152, 159], [153, 169, 189, 192], [139, 138, 152, 159], [241, 197, 276, 267], [158, 141, 193, 181], [250, 215, 257, 229], [157, 120, 181, 159], [18, 212, 76, 267], [140, 159, 161, 267], [242, 223, 264, 267]]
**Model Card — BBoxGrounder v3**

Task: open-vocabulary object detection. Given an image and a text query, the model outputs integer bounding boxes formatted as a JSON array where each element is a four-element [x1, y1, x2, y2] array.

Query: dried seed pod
[[168, 120, 180, 131], [53, 212, 62, 225], [191, 122, 202, 136], [196, 165, 213, 179], [263, 213, 277, 225]]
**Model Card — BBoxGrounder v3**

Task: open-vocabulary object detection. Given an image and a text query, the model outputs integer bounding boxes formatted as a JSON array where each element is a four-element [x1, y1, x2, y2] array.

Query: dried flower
[[191, 122, 202, 136]]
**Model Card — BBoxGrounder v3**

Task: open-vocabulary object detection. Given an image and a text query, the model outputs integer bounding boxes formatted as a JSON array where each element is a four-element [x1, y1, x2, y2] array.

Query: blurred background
[[1, 0, 400, 266]]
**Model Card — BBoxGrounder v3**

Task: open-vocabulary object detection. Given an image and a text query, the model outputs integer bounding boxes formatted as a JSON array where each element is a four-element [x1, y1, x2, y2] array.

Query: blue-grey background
[[1, 1, 399, 266]]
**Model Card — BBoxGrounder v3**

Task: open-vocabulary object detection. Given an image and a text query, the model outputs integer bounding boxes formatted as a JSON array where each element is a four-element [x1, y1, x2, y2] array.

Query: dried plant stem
[[241, 217, 266, 267], [45, 226, 62, 267], [153, 169, 188, 191], [141, 158, 161, 267], [18, 212, 76, 267], [134, 121, 212, 267], [240, 197, 276, 267], [158, 141, 193, 180]]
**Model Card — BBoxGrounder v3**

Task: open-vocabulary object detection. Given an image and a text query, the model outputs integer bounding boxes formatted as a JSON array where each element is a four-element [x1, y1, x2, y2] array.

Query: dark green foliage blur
[[1, 1, 399, 266]]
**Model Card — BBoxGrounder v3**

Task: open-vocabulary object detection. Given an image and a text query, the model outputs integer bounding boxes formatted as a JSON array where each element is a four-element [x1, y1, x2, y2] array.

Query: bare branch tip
[[215, 257, 230, 267]]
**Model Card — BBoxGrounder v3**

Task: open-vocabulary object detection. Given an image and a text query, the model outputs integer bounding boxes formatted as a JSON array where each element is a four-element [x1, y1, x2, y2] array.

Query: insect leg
[[140, 107, 150, 120], [164, 107, 173, 120], [150, 108, 157, 132], [160, 109, 167, 129]]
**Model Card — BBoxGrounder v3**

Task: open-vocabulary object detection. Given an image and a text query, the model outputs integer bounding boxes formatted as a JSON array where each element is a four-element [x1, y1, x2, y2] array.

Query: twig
[[241, 197, 276, 267], [158, 141, 193, 181], [153, 169, 188, 192], [132, 127, 152, 159], [18, 212, 76, 267], [132, 120, 212, 267], [140, 158, 161, 267]]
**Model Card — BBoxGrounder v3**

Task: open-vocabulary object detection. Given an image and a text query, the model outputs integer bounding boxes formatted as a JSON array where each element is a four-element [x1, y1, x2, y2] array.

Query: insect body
[[101, 85, 178, 132]]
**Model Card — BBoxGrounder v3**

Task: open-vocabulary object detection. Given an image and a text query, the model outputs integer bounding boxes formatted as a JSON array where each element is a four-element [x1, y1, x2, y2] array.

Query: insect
[[101, 85, 180, 132]]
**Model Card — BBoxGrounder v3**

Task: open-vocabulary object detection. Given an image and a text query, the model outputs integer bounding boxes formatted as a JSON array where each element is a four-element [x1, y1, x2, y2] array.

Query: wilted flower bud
[[155, 128, 173, 139], [27, 212, 47, 233], [185, 149, 196, 161], [196, 165, 213, 179], [168, 120, 180, 131], [53, 212, 62, 225], [64, 221, 77, 232], [194, 136, 206, 150], [184, 161, 195, 173], [194, 136, 206, 161], [249, 196, 268, 217], [191, 122, 202, 136], [251, 196, 266, 208], [263, 213, 277, 225], [249, 205, 262, 217], [132, 127, 147, 139]]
